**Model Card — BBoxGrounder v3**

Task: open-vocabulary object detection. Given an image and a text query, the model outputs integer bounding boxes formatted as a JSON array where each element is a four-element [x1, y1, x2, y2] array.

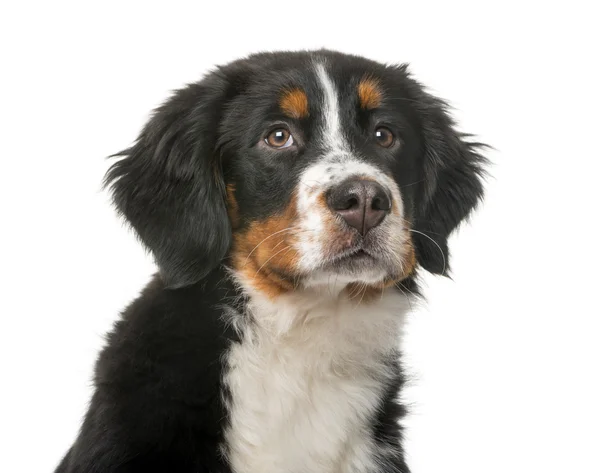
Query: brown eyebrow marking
[[357, 77, 382, 109], [279, 88, 309, 119]]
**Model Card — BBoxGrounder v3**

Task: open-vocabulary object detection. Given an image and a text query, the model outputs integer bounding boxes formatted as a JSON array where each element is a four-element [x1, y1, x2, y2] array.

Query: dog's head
[[106, 51, 486, 297]]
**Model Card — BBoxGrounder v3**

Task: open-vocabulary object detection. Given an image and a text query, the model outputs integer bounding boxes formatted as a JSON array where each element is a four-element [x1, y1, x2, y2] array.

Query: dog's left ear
[[105, 72, 235, 288], [408, 79, 488, 275]]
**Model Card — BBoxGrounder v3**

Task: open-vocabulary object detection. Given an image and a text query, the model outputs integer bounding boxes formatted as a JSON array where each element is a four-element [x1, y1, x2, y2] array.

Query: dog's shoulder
[[62, 270, 237, 472]]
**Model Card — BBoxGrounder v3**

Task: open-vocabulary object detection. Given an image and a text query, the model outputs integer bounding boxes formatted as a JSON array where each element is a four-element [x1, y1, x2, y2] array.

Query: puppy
[[55, 50, 486, 473]]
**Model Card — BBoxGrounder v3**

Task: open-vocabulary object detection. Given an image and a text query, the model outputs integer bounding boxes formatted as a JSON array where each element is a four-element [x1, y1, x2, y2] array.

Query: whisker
[[394, 282, 415, 313], [299, 179, 326, 192], [384, 96, 421, 104], [408, 229, 446, 273], [399, 179, 425, 189], [244, 227, 297, 264], [401, 217, 444, 232], [356, 284, 368, 307], [397, 280, 417, 299], [270, 239, 287, 252], [346, 283, 359, 299], [332, 273, 339, 296], [349, 282, 366, 301], [254, 245, 292, 276]]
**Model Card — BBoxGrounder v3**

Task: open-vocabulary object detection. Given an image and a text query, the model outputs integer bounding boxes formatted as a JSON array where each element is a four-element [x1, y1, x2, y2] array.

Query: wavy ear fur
[[105, 73, 233, 288], [409, 81, 488, 275]]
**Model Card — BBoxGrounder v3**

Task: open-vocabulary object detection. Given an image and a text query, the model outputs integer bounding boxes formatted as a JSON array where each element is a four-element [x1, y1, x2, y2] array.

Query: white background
[[1, 1, 599, 472]]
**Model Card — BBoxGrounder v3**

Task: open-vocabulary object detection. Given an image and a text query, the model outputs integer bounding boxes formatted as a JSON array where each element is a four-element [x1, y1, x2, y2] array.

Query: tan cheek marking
[[231, 194, 300, 299], [358, 77, 382, 110], [280, 88, 309, 119], [226, 184, 240, 229]]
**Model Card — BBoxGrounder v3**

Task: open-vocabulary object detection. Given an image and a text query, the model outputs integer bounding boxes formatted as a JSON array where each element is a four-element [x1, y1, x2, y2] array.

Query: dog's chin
[[302, 248, 397, 290]]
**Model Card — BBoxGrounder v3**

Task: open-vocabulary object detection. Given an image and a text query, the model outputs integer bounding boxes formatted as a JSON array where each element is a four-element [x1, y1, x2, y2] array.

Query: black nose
[[326, 179, 392, 235]]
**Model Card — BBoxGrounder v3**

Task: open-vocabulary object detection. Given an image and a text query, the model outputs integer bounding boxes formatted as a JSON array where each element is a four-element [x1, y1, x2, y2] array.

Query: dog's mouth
[[340, 247, 373, 260], [324, 245, 381, 272]]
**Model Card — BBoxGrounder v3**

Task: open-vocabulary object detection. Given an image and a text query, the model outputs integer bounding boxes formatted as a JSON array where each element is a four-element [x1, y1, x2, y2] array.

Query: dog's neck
[[223, 272, 412, 473], [230, 270, 412, 355]]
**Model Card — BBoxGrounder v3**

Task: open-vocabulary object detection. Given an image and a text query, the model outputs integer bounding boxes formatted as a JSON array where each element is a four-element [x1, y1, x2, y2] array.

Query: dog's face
[[107, 51, 486, 296], [223, 60, 422, 296]]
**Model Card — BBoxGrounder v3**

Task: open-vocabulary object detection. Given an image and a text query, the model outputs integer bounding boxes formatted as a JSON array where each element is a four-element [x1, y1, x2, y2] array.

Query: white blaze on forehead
[[315, 62, 348, 152]]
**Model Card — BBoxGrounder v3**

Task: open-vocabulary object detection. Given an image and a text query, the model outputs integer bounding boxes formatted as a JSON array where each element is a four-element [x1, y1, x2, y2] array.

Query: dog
[[55, 50, 486, 473]]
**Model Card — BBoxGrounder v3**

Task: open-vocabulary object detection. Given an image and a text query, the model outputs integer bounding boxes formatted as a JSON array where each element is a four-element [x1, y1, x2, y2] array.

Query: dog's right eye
[[265, 128, 294, 149], [374, 127, 395, 148]]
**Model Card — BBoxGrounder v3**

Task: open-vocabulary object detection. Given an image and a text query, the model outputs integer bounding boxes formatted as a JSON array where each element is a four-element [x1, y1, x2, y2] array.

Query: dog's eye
[[374, 127, 394, 148], [266, 128, 294, 149]]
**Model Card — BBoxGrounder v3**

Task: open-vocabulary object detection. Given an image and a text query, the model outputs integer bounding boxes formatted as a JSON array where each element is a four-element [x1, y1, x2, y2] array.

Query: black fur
[[106, 75, 234, 288], [56, 50, 486, 473], [409, 84, 487, 275], [56, 273, 238, 473]]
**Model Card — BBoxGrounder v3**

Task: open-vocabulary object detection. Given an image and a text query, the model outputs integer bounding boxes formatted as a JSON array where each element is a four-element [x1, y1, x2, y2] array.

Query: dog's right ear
[[105, 72, 234, 288]]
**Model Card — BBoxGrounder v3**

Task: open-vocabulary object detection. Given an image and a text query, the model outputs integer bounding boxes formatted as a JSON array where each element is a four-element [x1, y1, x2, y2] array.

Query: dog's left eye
[[265, 128, 295, 149], [374, 127, 394, 148]]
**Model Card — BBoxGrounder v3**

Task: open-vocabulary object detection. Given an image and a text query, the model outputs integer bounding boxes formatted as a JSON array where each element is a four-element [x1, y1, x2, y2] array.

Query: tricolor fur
[[55, 50, 487, 473]]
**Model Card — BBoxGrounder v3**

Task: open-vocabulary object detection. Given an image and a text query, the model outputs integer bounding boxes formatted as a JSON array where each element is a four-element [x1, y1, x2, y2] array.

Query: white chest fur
[[222, 288, 409, 473]]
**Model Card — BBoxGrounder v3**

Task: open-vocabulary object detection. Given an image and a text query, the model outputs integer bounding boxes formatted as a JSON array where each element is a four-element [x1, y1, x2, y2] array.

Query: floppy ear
[[105, 73, 233, 288], [411, 87, 488, 275]]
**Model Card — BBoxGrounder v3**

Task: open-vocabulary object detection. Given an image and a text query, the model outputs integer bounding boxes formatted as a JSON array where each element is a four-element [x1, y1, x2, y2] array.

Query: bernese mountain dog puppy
[[55, 50, 487, 473]]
